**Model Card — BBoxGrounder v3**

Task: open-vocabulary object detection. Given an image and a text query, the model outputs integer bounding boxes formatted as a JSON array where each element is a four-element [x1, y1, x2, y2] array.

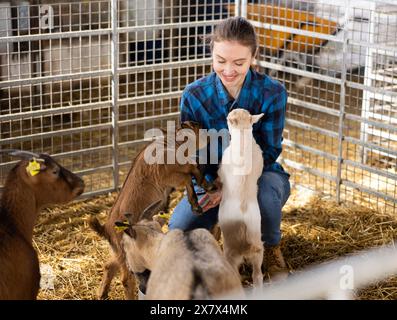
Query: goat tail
[[89, 217, 111, 243]]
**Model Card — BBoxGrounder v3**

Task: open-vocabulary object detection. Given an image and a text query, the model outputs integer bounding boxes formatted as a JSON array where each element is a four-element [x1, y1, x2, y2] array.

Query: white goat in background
[[218, 108, 264, 289]]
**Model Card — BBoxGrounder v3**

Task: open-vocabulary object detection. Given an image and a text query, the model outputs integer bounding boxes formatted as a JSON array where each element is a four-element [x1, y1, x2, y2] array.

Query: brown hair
[[210, 16, 258, 56]]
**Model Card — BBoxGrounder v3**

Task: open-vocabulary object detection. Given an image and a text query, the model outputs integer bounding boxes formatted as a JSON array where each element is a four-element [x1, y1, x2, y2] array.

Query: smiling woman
[[168, 16, 291, 283], [212, 40, 253, 99]]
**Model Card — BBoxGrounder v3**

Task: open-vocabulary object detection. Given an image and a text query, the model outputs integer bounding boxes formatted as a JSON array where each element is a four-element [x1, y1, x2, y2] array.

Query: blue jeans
[[169, 171, 291, 246]]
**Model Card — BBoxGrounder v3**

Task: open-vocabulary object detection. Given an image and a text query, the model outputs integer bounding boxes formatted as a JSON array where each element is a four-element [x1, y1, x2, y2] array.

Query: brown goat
[[89, 121, 215, 299], [116, 201, 244, 300], [0, 150, 85, 300]]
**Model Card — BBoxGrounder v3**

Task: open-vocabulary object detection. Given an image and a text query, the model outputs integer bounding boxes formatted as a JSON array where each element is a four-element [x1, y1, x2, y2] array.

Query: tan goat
[[116, 201, 244, 300], [89, 121, 215, 299], [0, 150, 85, 300]]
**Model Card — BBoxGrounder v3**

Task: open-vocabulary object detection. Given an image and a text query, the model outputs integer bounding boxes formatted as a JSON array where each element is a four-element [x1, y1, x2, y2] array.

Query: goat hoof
[[203, 182, 216, 192], [192, 206, 203, 216]]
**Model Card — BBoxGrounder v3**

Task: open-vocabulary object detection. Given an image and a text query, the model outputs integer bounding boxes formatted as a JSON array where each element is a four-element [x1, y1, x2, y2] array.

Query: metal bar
[[336, 0, 350, 204], [118, 138, 152, 148], [235, 0, 241, 17], [285, 119, 339, 139], [119, 111, 179, 127], [250, 20, 344, 43], [346, 113, 397, 133], [79, 187, 116, 200], [342, 180, 397, 204], [116, 20, 222, 34], [111, 0, 119, 191], [118, 91, 182, 105], [0, 69, 111, 88], [77, 164, 113, 176], [0, 123, 111, 144], [348, 40, 397, 55], [117, 58, 211, 75], [344, 136, 397, 158], [118, 160, 134, 167], [283, 139, 338, 161], [0, 28, 111, 44], [343, 159, 397, 182], [368, 73, 397, 85], [283, 158, 338, 183], [256, 60, 343, 85], [347, 81, 397, 98], [0, 101, 111, 121], [241, 0, 247, 18], [287, 97, 341, 118]]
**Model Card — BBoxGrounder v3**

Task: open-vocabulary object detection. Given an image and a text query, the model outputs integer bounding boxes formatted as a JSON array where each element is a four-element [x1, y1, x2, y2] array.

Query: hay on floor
[[34, 188, 397, 300]]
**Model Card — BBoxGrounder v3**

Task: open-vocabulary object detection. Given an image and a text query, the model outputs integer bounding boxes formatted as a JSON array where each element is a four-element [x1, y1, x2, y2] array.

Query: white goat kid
[[218, 108, 264, 289]]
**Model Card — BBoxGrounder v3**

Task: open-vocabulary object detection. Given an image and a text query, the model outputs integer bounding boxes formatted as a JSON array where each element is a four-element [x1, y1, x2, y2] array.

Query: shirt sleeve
[[179, 88, 217, 183], [256, 86, 288, 167], [180, 89, 197, 123]]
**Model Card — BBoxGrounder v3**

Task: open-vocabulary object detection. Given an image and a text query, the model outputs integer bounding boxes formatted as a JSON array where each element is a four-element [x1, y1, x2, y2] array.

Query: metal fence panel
[[0, 0, 234, 196], [249, 0, 397, 214], [0, 0, 396, 215]]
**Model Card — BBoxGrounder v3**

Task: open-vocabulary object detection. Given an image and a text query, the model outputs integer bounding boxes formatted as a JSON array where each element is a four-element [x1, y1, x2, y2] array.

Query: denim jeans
[[169, 170, 291, 246]]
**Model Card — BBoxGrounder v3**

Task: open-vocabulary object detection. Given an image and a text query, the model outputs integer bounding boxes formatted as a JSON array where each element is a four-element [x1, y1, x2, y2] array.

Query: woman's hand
[[199, 177, 222, 212]]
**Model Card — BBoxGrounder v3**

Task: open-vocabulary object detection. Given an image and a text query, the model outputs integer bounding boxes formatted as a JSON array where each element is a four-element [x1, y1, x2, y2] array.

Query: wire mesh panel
[[0, 0, 233, 197], [0, 1, 114, 196], [115, 0, 232, 184], [249, 0, 396, 214], [1, 0, 395, 213]]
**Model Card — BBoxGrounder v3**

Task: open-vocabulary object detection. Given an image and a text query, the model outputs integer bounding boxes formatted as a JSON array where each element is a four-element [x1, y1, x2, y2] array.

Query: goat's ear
[[124, 226, 137, 239], [114, 220, 136, 238], [251, 113, 264, 124], [26, 158, 46, 177], [140, 200, 162, 221], [1, 149, 44, 162], [153, 212, 168, 227], [115, 220, 130, 232], [228, 118, 237, 127]]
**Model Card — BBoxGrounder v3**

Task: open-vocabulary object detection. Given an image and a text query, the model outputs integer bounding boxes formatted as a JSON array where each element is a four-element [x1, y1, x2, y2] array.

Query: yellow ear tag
[[157, 212, 169, 219], [114, 220, 130, 232], [26, 159, 41, 177]]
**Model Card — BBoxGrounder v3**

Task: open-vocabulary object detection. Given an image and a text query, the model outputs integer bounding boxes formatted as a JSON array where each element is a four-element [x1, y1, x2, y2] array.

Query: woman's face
[[212, 40, 254, 95]]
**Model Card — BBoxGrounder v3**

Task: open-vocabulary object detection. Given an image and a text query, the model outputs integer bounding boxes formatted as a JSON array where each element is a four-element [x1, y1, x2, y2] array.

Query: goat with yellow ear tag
[[114, 220, 130, 232], [26, 158, 45, 177]]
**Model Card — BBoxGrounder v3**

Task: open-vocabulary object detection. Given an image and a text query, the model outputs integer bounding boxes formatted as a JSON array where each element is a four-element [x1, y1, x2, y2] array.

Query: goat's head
[[114, 200, 164, 240], [180, 121, 208, 150], [3, 149, 85, 205], [227, 109, 264, 130], [115, 200, 165, 272]]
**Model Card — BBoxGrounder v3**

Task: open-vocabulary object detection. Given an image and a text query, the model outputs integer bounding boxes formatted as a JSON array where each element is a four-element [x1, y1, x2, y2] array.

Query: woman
[[169, 16, 291, 281]]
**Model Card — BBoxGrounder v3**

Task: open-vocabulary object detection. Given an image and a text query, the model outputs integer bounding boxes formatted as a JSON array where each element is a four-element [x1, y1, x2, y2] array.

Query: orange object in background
[[227, 4, 339, 56]]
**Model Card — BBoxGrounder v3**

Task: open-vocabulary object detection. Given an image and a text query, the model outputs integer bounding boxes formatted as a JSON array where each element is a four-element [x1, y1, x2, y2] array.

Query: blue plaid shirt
[[180, 68, 289, 182]]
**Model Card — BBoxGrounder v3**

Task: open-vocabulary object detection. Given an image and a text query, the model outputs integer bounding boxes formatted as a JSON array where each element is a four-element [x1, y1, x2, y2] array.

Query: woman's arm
[[256, 87, 288, 167]]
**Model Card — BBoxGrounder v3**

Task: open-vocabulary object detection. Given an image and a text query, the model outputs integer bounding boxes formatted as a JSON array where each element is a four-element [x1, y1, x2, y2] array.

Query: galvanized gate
[[0, 0, 396, 214]]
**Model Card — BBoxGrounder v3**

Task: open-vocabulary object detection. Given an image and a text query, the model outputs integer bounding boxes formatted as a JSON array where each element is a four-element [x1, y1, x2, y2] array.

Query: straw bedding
[[34, 188, 397, 300]]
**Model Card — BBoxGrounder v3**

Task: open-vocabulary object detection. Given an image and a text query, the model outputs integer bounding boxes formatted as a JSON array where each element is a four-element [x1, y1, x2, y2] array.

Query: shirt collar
[[215, 69, 252, 108]]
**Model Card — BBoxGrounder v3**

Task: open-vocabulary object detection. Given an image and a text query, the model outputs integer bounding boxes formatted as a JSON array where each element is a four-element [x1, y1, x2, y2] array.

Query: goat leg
[[249, 246, 264, 290], [186, 179, 203, 216], [191, 166, 216, 192], [98, 258, 119, 299], [121, 263, 137, 300]]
